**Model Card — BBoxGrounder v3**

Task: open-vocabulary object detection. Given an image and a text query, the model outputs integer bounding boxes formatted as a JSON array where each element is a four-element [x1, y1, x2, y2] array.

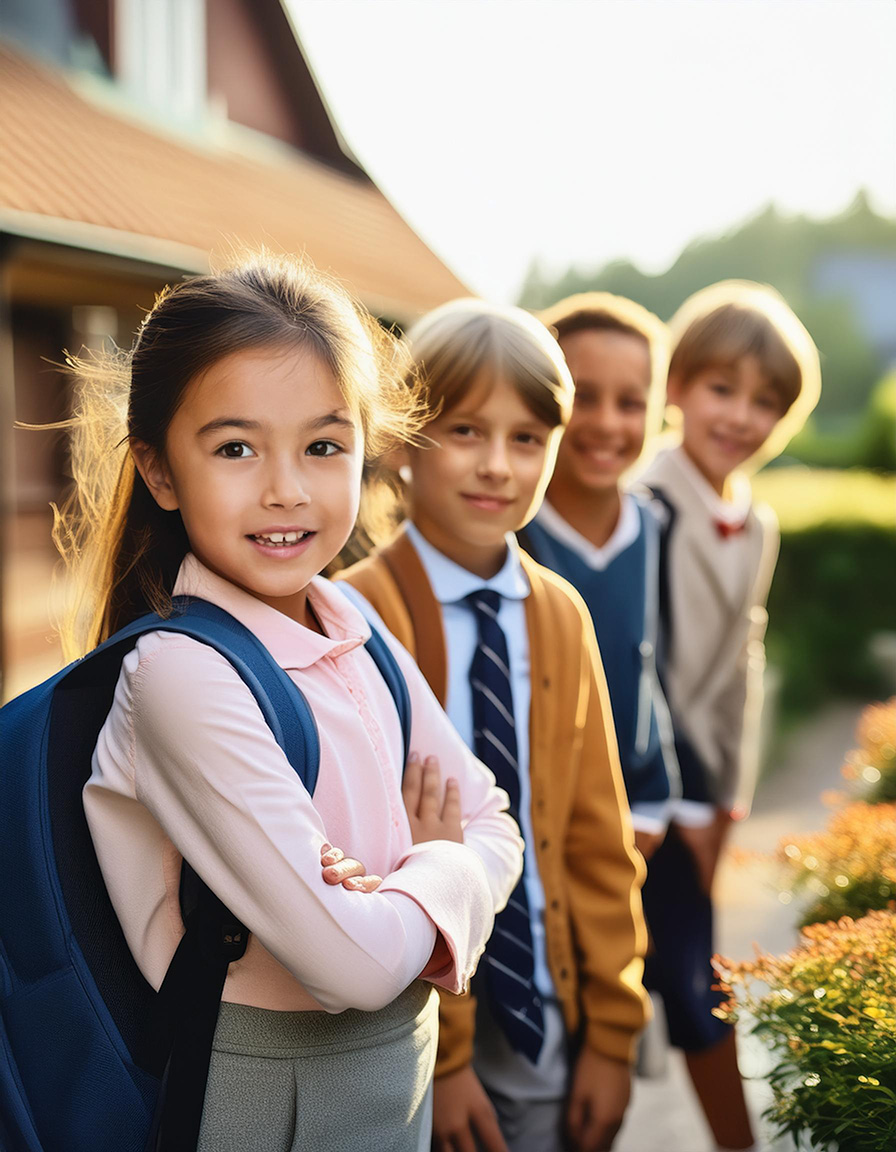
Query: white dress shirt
[[403, 523, 568, 1099]]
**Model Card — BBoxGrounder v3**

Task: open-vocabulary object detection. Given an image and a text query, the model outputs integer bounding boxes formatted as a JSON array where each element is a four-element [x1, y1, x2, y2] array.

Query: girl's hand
[[319, 843, 382, 893], [402, 754, 463, 845]]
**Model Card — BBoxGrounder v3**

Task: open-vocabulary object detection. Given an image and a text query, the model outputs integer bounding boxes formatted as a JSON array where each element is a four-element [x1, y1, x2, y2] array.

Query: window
[[115, 0, 206, 124]]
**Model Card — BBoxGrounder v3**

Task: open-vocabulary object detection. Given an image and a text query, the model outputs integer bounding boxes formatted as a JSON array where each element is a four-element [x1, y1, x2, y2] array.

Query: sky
[[289, 0, 896, 303]]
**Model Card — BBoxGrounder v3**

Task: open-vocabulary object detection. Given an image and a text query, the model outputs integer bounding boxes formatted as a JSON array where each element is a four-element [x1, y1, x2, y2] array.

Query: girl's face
[[669, 354, 783, 494], [550, 328, 651, 496], [133, 343, 363, 625], [405, 374, 558, 579]]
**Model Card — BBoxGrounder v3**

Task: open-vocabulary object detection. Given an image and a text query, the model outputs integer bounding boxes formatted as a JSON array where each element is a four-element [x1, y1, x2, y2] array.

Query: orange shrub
[[716, 909, 896, 1152], [842, 697, 896, 803], [776, 802, 896, 927]]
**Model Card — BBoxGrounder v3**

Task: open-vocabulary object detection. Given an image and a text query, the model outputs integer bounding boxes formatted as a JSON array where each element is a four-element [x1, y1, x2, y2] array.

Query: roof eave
[[0, 207, 209, 274], [275, 0, 368, 178]]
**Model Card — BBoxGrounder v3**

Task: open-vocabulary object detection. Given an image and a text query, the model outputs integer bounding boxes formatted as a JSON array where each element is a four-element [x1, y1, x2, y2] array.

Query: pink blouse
[[84, 555, 522, 1014]]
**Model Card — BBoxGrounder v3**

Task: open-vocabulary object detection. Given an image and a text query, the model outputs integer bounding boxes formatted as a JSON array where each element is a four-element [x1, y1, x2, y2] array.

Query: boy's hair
[[539, 291, 669, 439], [53, 253, 425, 658], [405, 299, 574, 429], [667, 281, 821, 462]]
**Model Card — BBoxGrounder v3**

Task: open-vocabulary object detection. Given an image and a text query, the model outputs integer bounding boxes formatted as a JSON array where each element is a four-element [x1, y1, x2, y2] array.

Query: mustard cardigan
[[336, 527, 649, 1074]]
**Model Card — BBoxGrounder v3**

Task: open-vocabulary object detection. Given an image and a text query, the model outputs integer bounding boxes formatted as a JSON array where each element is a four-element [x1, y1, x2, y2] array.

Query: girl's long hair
[[54, 253, 425, 660]]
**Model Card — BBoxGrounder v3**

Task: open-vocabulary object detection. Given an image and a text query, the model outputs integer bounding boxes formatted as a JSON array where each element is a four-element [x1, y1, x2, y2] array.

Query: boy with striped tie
[[337, 300, 648, 1152]]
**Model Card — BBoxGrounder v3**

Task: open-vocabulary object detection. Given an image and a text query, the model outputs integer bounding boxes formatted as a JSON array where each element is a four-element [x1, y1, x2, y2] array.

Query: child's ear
[[385, 444, 412, 482], [665, 372, 684, 406], [131, 440, 179, 511]]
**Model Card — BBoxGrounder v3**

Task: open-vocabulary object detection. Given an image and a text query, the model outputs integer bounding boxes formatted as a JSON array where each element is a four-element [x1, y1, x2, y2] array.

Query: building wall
[[0, 247, 175, 700], [12, 308, 69, 509], [206, 0, 305, 148]]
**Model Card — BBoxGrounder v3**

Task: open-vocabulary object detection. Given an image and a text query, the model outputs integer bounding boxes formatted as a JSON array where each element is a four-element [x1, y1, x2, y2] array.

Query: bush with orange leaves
[[718, 700, 896, 1150], [776, 801, 896, 928], [716, 909, 896, 1152], [841, 697, 896, 804], [770, 699, 896, 928]]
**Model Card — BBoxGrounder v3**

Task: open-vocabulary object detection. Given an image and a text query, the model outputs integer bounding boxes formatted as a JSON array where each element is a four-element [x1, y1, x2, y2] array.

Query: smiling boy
[[337, 300, 648, 1152], [522, 293, 678, 864], [641, 283, 820, 831], [637, 282, 820, 1152]]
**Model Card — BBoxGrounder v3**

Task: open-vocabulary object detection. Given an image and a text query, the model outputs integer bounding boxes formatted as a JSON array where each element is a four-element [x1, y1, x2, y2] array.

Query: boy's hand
[[432, 1065, 508, 1152], [319, 843, 382, 892], [402, 753, 463, 845], [633, 828, 665, 861], [566, 1048, 632, 1152], [674, 807, 733, 895]]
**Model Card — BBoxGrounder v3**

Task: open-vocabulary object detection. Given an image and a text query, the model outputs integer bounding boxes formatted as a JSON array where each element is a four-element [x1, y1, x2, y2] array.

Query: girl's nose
[[263, 460, 311, 508]]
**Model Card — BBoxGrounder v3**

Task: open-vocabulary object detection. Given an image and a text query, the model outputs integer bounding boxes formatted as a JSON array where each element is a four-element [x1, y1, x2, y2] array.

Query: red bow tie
[[714, 519, 747, 539]]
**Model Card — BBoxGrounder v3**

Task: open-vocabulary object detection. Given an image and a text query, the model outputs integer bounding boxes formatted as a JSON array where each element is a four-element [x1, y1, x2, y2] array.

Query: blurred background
[[0, 2, 893, 1147], [1, 0, 892, 712]]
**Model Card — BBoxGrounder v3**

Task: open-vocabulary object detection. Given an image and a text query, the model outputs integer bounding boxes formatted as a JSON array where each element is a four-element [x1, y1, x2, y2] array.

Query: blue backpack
[[0, 598, 410, 1152]]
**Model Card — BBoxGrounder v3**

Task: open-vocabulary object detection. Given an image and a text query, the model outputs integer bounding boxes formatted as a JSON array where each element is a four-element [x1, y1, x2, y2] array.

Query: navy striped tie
[[467, 589, 545, 1062]]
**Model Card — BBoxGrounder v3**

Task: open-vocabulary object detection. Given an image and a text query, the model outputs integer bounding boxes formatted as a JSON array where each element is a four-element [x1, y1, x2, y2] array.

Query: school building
[[0, 0, 468, 700]]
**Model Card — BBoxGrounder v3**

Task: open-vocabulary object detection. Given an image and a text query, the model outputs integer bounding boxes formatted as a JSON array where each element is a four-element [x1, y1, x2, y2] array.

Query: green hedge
[[755, 474, 893, 709], [786, 372, 896, 471]]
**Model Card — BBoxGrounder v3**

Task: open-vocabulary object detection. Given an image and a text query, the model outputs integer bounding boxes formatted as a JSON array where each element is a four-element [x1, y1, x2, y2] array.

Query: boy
[[337, 300, 649, 1152], [638, 281, 820, 1152], [522, 292, 678, 864]]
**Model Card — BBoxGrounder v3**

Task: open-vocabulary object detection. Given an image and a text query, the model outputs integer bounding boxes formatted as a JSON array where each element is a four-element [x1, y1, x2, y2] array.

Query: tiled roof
[[0, 43, 468, 318]]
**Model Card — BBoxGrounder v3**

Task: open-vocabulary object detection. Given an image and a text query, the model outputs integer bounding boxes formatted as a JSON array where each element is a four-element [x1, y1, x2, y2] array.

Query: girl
[[67, 257, 522, 1151], [337, 300, 648, 1152]]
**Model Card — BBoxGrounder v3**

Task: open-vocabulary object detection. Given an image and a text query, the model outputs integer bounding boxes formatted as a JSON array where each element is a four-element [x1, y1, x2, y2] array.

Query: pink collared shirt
[[84, 555, 523, 1014]]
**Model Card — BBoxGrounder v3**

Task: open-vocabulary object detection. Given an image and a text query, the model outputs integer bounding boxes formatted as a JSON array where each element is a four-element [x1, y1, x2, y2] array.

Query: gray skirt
[[197, 982, 438, 1152]]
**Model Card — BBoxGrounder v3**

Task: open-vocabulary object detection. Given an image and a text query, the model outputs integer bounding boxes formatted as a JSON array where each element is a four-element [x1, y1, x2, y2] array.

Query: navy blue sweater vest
[[522, 502, 675, 807]]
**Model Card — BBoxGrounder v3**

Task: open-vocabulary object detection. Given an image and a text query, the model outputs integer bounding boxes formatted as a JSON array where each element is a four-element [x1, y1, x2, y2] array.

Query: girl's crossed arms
[[322, 753, 463, 895]]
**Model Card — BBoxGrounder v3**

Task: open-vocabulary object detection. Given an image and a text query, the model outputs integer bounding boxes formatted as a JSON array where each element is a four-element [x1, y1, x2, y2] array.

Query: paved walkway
[[614, 700, 865, 1152]]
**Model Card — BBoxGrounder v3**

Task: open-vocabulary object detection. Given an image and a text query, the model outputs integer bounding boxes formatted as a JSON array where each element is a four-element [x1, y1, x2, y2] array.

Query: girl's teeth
[[256, 531, 305, 545]]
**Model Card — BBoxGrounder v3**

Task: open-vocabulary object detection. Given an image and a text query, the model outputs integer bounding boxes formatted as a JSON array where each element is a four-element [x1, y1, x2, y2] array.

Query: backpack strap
[[106, 600, 314, 1152], [151, 887, 245, 1152], [363, 624, 412, 766], [110, 597, 321, 791], [644, 486, 676, 658]]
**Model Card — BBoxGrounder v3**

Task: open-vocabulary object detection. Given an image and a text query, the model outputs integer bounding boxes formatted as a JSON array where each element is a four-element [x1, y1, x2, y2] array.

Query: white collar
[[404, 521, 530, 605], [534, 494, 641, 571], [672, 446, 752, 525]]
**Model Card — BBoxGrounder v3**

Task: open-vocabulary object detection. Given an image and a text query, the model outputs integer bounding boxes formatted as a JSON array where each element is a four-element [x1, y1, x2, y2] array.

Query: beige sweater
[[639, 447, 780, 814]]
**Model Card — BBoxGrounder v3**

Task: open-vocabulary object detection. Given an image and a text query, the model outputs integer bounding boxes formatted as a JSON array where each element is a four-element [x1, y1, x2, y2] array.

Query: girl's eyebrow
[[197, 417, 260, 436], [308, 411, 356, 432], [196, 411, 355, 437]]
